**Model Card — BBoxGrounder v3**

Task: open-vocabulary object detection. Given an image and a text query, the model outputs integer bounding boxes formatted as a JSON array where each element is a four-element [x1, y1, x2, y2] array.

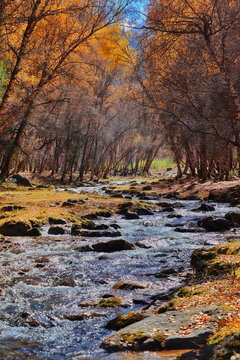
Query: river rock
[[177, 333, 240, 360], [198, 217, 231, 231], [80, 220, 95, 229], [193, 204, 215, 212], [48, 226, 65, 235], [74, 245, 93, 252], [105, 311, 145, 330], [111, 193, 123, 198], [174, 227, 205, 233], [136, 207, 154, 216], [208, 185, 240, 204], [53, 278, 76, 287], [117, 202, 133, 215], [83, 213, 98, 220], [125, 211, 140, 220], [113, 281, 146, 290], [48, 217, 67, 225], [1, 205, 25, 212], [62, 201, 75, 207], [157, 202, 172, 208], [101, 306, 225, 352], [154, 267, 178, 278], [35, 257, 50, 267], [18, 313, 55, 328], [135, 240, 153, 249], [110, 223, 121, 230], [0, 221, 41, 236], [9, 174, 32, 187], [27, 227, 42, 236], [142, 185, 152, 191], [81, 220, 109, 230], [95, 210, 112, 218], [166, 191, 179, 199], [78, 230, 121, 237], [95, 296, 123, 308], [63, 313, 89, 321], [225, 211, 240, 227], [92, 239, 136, 252]]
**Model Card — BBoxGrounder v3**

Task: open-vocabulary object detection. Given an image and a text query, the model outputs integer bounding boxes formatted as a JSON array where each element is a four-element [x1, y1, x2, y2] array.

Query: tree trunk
[[0, 102, 32, 180]]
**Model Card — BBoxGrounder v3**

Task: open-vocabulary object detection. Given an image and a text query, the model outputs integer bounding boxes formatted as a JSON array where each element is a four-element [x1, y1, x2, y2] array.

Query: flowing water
[[0, 183, 239, 360]]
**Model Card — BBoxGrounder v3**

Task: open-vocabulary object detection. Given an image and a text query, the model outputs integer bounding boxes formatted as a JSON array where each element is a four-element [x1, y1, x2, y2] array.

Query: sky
[[125, 0, 149, 26]]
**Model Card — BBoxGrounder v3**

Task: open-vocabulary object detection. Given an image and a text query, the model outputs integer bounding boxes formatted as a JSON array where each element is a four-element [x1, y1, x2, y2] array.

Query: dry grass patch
[[0, 187, 131, 225]]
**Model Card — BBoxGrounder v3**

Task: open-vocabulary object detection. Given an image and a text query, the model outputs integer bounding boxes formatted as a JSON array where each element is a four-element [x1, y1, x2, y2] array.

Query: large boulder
[[208, 185, 240, 204], [124, 211, 140, 220], [225, 211, 240, 227], [101, 306, 221, 352], [178, 333, 240, 360], [0, 221, 41, 236], [198, 217, 231, 231], [9, 174, 32, 187], [92, 239, 136, 252], [48, 217, 66, 225], [71, 222, 117, 237], [136, 207, 154, 216], [48, 226, 65, 235], [193, 204, 215, 212], [74, 230, 121, 237]]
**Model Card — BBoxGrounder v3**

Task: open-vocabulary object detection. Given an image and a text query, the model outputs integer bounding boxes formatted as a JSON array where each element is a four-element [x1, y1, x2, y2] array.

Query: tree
[[134, 0, 240, 180], [0, 0, 133, 180]]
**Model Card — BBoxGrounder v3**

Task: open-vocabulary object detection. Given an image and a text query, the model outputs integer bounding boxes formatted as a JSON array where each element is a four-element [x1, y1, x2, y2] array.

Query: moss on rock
[[105, 311, 145, 330], [95, 296, 123, 308]]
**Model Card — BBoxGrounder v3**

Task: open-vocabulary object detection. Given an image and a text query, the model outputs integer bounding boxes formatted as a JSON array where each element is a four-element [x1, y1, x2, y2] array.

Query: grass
[[134, 158, 176, 171], [150, 158, 177, 170], [0, 185, 133, 226]]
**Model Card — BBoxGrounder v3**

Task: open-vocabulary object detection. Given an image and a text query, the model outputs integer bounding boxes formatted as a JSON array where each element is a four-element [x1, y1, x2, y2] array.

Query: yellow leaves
[[94, 24, 135, 70]]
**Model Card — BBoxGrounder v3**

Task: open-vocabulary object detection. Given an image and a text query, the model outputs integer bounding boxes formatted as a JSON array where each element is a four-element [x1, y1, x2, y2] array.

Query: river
[[0, 183, 239, 359]]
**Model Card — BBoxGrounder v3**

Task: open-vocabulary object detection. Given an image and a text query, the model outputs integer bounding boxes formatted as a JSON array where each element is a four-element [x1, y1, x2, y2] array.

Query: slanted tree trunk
[[0, 102, 32, 180]]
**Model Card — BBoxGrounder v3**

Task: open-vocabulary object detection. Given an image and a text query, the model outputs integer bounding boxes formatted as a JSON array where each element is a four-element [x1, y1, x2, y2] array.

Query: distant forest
[[0, 0, 239, 182]]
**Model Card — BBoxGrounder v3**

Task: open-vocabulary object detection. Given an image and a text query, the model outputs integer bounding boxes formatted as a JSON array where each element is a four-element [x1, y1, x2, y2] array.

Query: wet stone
[[92, 239, 136, 252], [198, 217, 232, 231], [125, 211, 140, 220], [63, 313, 88, 321], [113, 281, 146, 290], [27, 227, 42, 236], [136, 207, 154, 216], [77, 230, 121, 237], [0, 221, 38, 236], [105, 311, 145, 331], [48, 217, 67, 225], [193, 203, 215, 212], [142, 185, 152, 191], [48, 226, 65, 235], [225, 211, 240, 227], [18, 313, 55, 328], [95, 296, 123, 308], [174, 227, 205, 233], [53, 278, 76, 287]]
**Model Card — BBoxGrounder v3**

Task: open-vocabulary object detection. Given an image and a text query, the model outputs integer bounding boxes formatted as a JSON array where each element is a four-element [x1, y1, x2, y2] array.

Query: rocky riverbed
[[0, 179, 240, 359]]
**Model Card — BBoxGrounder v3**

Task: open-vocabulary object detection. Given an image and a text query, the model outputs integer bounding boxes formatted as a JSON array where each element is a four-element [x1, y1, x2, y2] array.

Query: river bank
[[0, 174, 240, 359]]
